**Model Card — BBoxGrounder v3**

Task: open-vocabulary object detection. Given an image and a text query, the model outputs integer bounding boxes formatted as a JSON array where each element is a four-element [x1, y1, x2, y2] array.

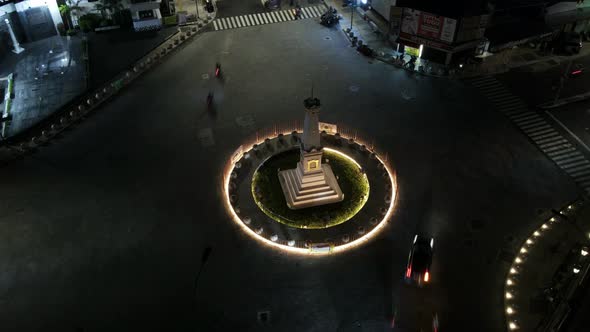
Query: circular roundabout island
[[224, 131, 398, 255], [252, 148, 370, 229]]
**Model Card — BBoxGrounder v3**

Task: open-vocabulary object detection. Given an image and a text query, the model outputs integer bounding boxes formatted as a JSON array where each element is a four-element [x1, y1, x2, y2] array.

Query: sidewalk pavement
[[0, 36, 86, 139], [504, 200, 590, 331], [175, 0, 215, 22], [0, 15, 216, 156]]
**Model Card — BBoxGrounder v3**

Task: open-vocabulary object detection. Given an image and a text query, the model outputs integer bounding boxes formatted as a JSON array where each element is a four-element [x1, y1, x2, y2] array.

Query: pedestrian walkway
[[212, 5, 326, 31], [465, 76, 590, 194]]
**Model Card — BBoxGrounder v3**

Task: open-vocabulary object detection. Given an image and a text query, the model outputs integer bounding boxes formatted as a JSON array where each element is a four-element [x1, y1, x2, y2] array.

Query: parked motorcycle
[[320, 7, 340, 27], [205, 0, 215, 13]]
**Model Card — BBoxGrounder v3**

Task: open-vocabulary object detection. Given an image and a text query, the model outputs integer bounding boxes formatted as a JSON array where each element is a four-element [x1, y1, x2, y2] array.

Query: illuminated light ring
[[502, 200, 583, 331], [222, 134, 398, 256]]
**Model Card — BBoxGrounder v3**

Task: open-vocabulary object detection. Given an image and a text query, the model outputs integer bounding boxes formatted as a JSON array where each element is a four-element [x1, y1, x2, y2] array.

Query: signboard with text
[[400, 8, 457, 44]]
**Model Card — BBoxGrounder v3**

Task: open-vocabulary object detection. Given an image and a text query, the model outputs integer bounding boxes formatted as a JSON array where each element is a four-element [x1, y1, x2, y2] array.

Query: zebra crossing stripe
[[532, 132, 561, 141], [515, 116, 542, 125], [267, 13, 274, 23], [485, 87, 509, 95], [520, 119, 547, 128], [569, 168, 590, 177], [311, 6, 322, 16], [511, 113, 539, 122], [560, 157, 588, 166], [272, 12, 280, 22], [530, 129, 558, 138], [549, 148, 578, 158], [543, 143, 572, 152], [240, 16, 247, 26], [567, 164, 590, 175], [213, 20, 219, 30], [472, 80, 500, 87], [536, 135, 564, 145], [305, 7, 315, 18], [494, 98, 523, 106], [524, 125, 552, 133], [488, 93, 517, 101], [561, 159, 590, 169], [227, 17, 234, 28], [540, 139, 569, 149], [503, 106, 528, 114], [251, 14, 259, 24], [574, 174, 590, 182], [555, 153, 583, 164], [280, 11, 289, 21], [472, 81, 499, 88], [286, 10, 295, 19]]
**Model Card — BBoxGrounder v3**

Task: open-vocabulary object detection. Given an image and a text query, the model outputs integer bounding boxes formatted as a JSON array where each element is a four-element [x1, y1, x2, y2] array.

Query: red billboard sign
[[401, 8, 457, 44]]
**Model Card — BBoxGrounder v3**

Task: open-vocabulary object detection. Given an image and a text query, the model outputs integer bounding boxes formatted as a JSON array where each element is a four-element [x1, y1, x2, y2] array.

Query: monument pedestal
[[278, 161, 344, 210]]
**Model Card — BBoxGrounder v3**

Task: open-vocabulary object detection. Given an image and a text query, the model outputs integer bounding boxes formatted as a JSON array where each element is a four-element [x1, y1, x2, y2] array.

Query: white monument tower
[[278, 95, 344, 210]]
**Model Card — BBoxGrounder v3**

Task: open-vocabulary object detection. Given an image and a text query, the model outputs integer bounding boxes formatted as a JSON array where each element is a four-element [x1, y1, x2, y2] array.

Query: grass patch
[[252, 149, 369, 229]]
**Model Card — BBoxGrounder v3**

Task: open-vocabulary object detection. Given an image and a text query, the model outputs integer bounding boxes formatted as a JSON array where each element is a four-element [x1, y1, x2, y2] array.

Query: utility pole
[[194, 246, 212, 324], [350, 0, 355, 31], [554, 60, 573, 104], [194, 0, 200, 20]]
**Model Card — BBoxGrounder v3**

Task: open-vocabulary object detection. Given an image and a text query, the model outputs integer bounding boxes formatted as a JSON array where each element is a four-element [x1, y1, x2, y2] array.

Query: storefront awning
[[546, 6, 590, 28], [486, 20, 555, 52]]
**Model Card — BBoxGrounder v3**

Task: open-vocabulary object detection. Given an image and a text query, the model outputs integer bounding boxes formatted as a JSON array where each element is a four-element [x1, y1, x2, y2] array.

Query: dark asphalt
[[0, 16, 579, 332]]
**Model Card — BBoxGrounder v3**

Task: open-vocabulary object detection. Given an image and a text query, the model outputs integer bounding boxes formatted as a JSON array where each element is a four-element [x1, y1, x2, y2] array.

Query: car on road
[[554, 32, 583, 55], [405, 234, 434, 286]]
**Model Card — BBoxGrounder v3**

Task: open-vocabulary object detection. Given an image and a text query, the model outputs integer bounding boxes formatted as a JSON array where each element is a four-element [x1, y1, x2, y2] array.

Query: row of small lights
[[505, 204, 590, 330]]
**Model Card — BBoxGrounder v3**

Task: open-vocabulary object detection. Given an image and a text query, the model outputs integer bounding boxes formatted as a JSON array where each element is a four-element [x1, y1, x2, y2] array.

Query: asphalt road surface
[[0, 15, 579, 332]]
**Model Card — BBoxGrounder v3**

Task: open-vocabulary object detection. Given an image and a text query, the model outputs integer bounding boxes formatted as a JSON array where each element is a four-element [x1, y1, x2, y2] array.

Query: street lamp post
[[194, 246, 212, 324], [194, 0, 200, 20], [350, 0, 355, 31], [554, 60, 573, 104]]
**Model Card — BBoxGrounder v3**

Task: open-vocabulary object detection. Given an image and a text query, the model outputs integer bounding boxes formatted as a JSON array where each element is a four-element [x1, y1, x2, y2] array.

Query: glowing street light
[[506, 292, 513, 299], [507, 279, 513, 285], [581, 247, 588, 257], [515, 257, 522, 264], [509, 321, 518, 330], [573, 267, 580, 274], [506, 307, 514, 314], [510, 267, 517, 274]]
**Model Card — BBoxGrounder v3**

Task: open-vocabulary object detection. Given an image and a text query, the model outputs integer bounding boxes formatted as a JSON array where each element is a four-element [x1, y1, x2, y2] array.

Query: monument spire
[[302, 90, 321, 152]]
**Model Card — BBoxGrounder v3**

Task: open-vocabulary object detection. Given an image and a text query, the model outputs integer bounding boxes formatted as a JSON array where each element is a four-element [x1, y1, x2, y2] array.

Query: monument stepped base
[[278, 164, 344, 210]]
